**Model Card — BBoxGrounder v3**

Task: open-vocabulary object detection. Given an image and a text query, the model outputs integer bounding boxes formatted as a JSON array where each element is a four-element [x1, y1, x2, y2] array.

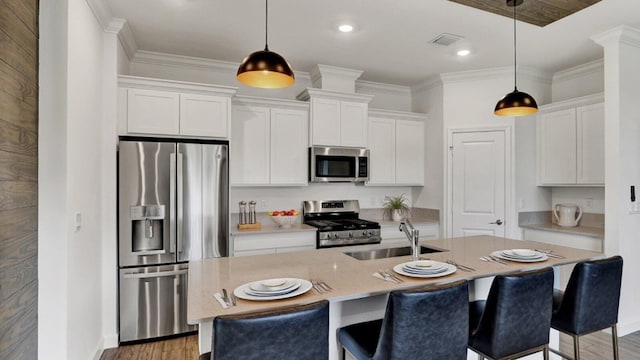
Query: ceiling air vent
[[429, 32, 464, 46]]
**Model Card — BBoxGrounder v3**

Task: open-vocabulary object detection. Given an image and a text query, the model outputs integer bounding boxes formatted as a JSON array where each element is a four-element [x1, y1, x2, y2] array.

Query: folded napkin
[[214, 292, 229, 309]]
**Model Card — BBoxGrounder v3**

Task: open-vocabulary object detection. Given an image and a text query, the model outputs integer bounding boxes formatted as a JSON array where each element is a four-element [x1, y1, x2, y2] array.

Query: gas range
[[303, 200, 381, 248]]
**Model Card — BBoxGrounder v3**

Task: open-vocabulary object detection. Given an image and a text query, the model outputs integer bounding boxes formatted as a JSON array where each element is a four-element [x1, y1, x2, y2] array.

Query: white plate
[[234, 278, 313, 301], [402, 266, 448, 275], [245, 282, 301, 296], [404, 261, 446, 271], [492, 250, 548, 263], [249, 279, 297, 292], [500, 250, 545, 261], [393, 261, 457, 278]]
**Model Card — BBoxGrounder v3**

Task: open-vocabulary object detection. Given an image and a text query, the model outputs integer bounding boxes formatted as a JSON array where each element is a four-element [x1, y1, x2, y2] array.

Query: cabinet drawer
[[233, 232, 316, 252]]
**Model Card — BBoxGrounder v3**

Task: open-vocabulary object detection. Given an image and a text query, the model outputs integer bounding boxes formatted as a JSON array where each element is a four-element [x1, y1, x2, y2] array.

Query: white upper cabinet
[[127, 89, 180, 135], [297, 88, 373, 148], [576, 103, 605, 184], [231, 96, 309, 187], [180, 93, 230, 138], [118, 76, 237, 139], [367, 110, 426, 186], [537, 94, 604, 186]]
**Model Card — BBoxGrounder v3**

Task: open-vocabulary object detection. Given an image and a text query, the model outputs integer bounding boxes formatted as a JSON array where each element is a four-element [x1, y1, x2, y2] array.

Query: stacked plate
[[393, 260, 457, 278], [234, 278, 313, 301], [491, 249, 548, 263]]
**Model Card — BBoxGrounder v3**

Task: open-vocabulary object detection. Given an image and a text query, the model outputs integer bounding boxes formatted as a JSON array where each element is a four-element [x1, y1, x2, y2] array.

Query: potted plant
[[382, 194, 411, 221]]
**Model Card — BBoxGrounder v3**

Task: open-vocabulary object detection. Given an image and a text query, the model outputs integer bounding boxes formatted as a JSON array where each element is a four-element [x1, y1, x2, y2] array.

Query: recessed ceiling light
[[338, 24, 354, 33], [457, 49, 471, 56]]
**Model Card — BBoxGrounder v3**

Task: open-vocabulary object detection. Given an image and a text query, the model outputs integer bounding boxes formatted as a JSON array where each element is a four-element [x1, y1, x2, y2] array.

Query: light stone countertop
[[519, 223, 604, 239], [187, 235, 602, 323]]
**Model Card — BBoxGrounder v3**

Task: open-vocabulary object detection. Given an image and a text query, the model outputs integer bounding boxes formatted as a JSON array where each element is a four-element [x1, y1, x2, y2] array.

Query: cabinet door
[[340, 101, 368, 147], [367, 117, 396, 185], [180, 93, 229, 138], [538, 108, 577, 185], [230, 106, 270, 185], [127, 88, 179, 135], [395, 120, 425, 185], [576, 103, 604, 185], [310, 98, 341, 146], [270, 108, 308, 185]]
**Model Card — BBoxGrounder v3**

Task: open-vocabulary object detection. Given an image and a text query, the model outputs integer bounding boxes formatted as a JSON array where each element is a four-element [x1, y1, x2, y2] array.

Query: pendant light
[[494, 0, 538, 116], [237, 0, 295, 89]]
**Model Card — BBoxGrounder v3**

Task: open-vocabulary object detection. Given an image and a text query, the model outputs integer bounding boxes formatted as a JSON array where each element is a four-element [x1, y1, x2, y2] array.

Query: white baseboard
[[92, 333, 119, 360], [617, 319, 640, 336]]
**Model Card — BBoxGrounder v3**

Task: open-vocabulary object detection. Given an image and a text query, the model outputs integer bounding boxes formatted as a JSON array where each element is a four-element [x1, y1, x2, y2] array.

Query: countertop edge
[[520, 223, 604, 239]]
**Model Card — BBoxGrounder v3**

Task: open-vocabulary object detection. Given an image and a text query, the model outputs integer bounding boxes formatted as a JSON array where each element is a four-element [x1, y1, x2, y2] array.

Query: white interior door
[[451, 130, 506, 237]]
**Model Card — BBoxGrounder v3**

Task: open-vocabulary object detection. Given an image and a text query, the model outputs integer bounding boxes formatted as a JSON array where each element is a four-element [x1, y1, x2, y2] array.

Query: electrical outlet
[[74, 212, 82, 231], [586, 197, 593, 209], [261, 200, 267, 211]]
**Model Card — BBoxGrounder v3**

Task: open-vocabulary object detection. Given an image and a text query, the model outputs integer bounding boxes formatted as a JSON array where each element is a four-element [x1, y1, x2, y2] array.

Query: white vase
[[391, 209, 403, 221]]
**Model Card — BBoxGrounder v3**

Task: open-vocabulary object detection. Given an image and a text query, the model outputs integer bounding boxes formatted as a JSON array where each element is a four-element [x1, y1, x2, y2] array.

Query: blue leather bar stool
[[468, 267, 554, 360], [199, 299, 329, 360], [550, 255, 623, 360], [338, 280, 469, 360]]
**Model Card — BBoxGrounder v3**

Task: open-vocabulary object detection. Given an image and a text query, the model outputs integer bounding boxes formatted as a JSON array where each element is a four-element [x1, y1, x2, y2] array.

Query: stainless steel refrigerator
[[117, 138, 228, 343]]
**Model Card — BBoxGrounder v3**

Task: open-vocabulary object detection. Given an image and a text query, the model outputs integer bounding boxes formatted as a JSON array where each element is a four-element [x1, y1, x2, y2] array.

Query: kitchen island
[[188, 235, 603, 359]]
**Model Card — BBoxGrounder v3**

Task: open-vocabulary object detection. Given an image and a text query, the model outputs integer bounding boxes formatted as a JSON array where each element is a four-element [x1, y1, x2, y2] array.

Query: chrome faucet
[[399, 220, 420, 261]]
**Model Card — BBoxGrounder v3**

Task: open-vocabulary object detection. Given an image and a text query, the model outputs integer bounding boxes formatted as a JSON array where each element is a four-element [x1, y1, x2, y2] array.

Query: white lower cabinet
[[367, 110, 426, 186], [231, 97, 309, 186], [232, 231, 316, 257], [380, 223, 439, 246], [522, 228, 602, 252]]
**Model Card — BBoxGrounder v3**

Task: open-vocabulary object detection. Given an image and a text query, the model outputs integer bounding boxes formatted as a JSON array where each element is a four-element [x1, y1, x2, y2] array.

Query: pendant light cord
[[513, 2, 517, 90], [264, 0, 269, 51]]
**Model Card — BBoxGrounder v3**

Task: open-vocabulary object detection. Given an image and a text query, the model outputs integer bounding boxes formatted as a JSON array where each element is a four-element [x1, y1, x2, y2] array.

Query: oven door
[[309, 146, 369, 182]]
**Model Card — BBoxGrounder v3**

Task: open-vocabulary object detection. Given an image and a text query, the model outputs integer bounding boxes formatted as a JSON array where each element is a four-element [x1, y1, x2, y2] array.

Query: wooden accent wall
[[0, 0, 39, 358]]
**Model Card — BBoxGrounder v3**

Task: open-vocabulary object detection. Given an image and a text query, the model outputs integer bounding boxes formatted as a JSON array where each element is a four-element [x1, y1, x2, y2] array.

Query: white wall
[[231, 184, 413, 215], [437, 67, 552, 238], [38, 0, 69, 358], [551, 59, 604, 102], [551, 187, 605, 213], [39, 0, 112, 359], [411, 78, 444, 235]]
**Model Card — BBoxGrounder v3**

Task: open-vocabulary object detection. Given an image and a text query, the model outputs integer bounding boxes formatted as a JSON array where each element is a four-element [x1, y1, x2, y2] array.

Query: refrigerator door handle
[[177, 151, 184, 255], [121, 269, 188, 279], [169, 154, 176, 254]]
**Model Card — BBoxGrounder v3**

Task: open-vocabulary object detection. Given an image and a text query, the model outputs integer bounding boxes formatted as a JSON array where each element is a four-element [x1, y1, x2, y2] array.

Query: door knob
[[489, 219, 503, 225]]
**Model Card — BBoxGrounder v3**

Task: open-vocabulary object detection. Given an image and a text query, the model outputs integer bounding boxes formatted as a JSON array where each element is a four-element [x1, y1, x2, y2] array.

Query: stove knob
[[368, 230, 373, 236], [362, 230, 367, 236], [334, 232, 339, 239], [348, 231, 353, 238]]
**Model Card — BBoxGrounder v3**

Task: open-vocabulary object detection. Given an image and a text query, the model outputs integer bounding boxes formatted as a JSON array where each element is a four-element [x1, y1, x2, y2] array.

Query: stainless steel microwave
[[309, 146, 369, 183]]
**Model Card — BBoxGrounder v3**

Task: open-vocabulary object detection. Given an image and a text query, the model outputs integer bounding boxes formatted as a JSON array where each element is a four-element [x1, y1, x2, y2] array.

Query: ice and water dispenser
[[130, 205, 165, 252]]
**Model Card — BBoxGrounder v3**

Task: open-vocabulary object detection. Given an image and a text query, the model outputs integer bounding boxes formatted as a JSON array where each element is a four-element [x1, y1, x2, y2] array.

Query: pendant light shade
[[237, 0, 295, 89], [494, 0, 537, 116]]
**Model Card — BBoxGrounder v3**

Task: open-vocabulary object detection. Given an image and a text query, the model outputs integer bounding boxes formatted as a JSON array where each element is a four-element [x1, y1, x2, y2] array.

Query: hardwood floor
[[101, 330, 640, 359], [100, 335, 199, 360]]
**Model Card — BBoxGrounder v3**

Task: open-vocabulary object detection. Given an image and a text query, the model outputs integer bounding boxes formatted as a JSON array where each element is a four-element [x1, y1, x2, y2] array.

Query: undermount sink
[[343, 245, 445, 261]]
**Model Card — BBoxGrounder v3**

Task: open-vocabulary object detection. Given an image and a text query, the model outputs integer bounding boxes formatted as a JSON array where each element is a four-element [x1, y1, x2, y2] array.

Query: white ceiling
[[105, 0, 640, 86]]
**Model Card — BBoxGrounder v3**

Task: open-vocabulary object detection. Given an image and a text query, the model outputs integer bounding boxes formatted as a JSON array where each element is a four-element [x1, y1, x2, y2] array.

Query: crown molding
[[411, 76, 443, 94], [592, 25, 640, 49], [131, 50, 311, 81], [368, 108, 427, 121], [118, 75, 237, 96], [440, 66, 551, 85], [85, 0, 112, 31], [296, 88, 375, 103], [356, 80, 411, 97], [538, 92, 604, 113], [111, 19, 138, 60], [552, 59, 603, 84], [232, 95, 310, 110]]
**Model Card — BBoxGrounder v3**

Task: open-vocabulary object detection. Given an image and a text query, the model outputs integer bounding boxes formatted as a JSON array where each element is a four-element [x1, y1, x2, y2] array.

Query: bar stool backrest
[[374, 280, 469, 360], [553, 256, 623, 335], [213, 300, 329, 360], [471, 267, 554, 359]]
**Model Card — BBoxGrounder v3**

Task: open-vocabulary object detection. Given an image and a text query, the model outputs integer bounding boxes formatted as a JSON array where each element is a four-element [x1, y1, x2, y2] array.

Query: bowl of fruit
[[268, 209, 300, 228]]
